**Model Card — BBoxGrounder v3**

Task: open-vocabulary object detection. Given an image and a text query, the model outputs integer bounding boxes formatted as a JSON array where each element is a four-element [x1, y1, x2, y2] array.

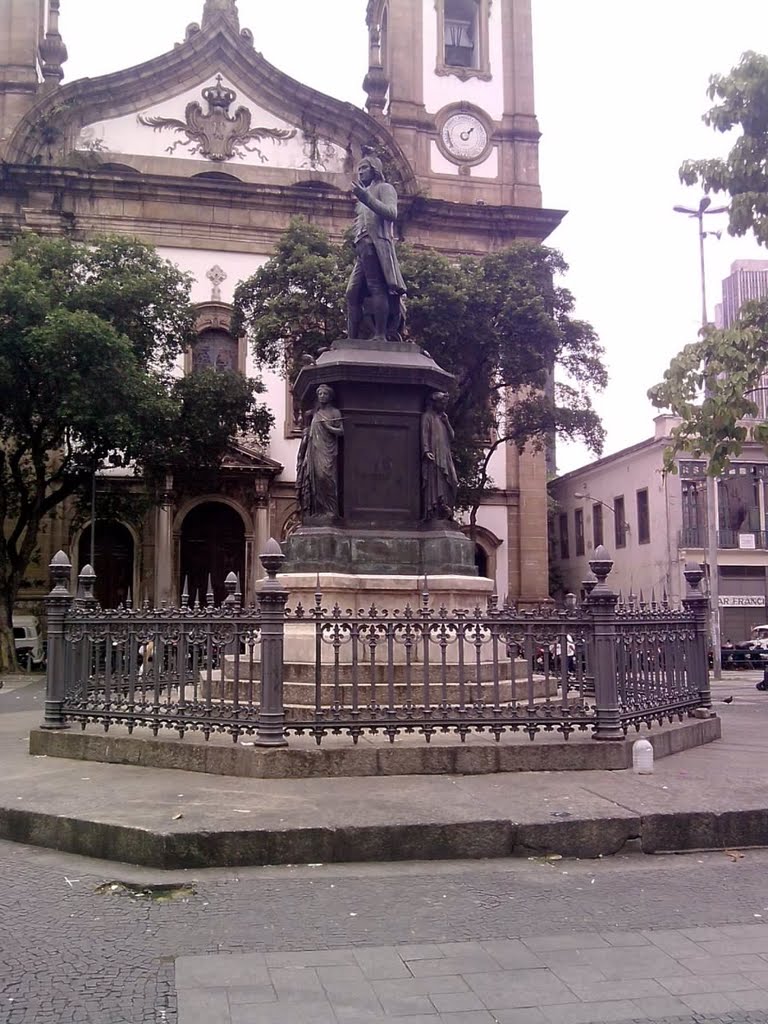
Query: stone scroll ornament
[[138, 76, 296, 163], [421, 391, 459, 521], [296, 385, 344, 521]]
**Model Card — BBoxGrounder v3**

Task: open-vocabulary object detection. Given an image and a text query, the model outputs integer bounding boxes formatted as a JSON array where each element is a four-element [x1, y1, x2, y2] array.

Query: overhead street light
[[573, 492, 630, 533], [673, 195, 728, 679], [672, 197, 729, 327]]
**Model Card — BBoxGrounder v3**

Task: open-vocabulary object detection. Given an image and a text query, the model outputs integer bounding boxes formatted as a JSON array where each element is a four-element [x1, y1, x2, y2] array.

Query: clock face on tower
[[440, 112, 489, 162]]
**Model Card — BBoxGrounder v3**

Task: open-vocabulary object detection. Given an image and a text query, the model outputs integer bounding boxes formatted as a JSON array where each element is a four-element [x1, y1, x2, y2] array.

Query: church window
[[192, 328, 239, 373], [444, 0, 477, 67], [436, 0, 491, 80]]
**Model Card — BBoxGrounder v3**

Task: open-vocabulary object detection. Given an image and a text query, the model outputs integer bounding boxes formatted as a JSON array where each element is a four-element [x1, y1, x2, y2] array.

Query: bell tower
[[364, 0, 543, 215], [0, 0, 66, 158], [364, 0, 556, 602]]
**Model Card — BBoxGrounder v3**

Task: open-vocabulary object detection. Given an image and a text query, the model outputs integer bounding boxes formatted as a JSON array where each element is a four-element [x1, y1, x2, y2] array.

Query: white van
[[12, 615, 45, 670]]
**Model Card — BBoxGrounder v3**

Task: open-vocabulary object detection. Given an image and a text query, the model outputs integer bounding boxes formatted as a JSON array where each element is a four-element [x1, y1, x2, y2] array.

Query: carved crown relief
[[137, 76, 297, 163], [7, 12, 416, 192]]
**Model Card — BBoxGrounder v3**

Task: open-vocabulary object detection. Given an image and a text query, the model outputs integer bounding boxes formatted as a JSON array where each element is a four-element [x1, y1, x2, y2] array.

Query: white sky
[[60, 0, 767, 474]]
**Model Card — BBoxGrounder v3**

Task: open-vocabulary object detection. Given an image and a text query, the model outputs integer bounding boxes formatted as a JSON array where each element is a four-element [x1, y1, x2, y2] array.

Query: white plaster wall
[[422, 0, 505, 121], [430, 141, 460, 176], [429, 143, 499, 180], [485, 440, 507, 490], [156, 246, 267, 306], [78, 76, 347, 172], [156, 246, 293, 472], [471, 147, 498, 178], [474, 504, 508, 596], [551, 441, 682, 604], [262, 366, 298, 480]]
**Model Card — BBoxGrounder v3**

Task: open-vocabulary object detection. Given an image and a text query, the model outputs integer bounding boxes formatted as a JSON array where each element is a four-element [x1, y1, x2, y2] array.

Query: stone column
[[154, 476, 174, 606], [254, 496, 270, 584], [0, 0, 42, 158]]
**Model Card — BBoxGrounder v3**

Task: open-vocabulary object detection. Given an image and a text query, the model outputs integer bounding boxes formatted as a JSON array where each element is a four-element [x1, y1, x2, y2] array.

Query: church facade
[[0, 0, 564, 608]]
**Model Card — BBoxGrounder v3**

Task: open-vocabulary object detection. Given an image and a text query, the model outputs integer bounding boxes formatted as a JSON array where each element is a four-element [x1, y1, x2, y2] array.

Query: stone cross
[[206, 264, 227, 302]]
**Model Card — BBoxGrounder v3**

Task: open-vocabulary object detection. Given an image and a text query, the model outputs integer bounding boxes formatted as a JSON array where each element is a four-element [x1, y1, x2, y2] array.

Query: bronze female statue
[[421, 391, 458, 521], [297, 384, 343, 520]]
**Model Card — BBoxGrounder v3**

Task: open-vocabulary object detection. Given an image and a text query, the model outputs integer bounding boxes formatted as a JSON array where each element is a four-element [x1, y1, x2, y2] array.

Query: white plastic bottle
[[632, 738, 654, 774]]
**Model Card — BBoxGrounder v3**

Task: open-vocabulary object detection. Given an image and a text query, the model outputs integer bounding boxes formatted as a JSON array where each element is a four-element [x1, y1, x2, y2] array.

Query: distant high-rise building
[[720, 260, 768, 327], [717, 260, 768, 416]]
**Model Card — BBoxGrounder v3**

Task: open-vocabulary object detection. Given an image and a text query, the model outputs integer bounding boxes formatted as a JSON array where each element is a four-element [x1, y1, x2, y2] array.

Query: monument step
[[207, 674, 570, 706], [220, 657, 533, 686]]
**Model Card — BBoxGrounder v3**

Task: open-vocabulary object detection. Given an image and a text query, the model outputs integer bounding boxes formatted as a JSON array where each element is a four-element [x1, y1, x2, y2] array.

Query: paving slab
[[171, 925, 768, 1024]]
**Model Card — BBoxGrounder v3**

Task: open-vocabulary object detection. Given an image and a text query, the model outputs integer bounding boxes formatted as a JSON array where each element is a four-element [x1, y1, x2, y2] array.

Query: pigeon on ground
[[722, 695, 734, 703]]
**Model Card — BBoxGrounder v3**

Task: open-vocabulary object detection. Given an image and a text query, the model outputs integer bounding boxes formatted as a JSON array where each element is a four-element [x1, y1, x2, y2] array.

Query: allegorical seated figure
[[296, 385, 344, 520], [421, 391, 459, 521], [345, 154, 407, 342]]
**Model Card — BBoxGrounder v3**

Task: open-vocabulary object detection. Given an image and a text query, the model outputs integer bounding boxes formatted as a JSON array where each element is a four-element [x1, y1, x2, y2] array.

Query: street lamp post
[[673, 196, 728, 679], [573, 493, 630, 536]]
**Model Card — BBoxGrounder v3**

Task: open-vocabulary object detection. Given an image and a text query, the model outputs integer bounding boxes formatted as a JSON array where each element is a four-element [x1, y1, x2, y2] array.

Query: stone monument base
[[277, 571, 494, 665], [283, 525, 477, 576]]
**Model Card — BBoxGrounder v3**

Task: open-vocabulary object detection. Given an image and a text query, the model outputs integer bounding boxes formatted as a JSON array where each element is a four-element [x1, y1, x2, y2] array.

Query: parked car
[[748, 624, 768, 649], [12, 614, 46, 671], [720, 645, 768, 670], [718, 625, 768, 669]]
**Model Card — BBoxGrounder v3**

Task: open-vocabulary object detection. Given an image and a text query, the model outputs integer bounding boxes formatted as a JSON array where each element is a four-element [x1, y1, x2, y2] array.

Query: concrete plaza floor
[[0, 669, 767, 868]]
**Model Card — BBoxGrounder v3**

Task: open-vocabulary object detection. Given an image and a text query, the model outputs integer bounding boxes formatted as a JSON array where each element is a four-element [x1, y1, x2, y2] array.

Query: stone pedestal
[[213, 569, 533, 711], [283, 570, 494, 664], [284, 339, 477, 577]]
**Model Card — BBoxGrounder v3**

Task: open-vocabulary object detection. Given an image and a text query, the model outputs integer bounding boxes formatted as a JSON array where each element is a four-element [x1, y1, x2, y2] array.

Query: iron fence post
[[683, 562, 711, 711], [587, 545, 623, 740], [41, 550, 73, 730], [76, 564, 98, 688], [255, 538, 289, 747]]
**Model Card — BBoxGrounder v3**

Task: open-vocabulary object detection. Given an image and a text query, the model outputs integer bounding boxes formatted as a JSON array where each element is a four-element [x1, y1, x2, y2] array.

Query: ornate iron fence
[[40, 542, 711, 746]]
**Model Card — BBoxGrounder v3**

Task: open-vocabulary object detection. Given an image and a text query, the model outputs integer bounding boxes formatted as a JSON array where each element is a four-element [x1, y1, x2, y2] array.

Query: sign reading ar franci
[[718, 595, 766, 608]]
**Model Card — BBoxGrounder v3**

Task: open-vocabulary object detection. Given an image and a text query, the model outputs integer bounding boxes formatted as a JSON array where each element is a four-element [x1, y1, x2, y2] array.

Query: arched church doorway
[[78, 521, 134, 609], [180, 502, 245, 606], [474, 543, 489, 578]]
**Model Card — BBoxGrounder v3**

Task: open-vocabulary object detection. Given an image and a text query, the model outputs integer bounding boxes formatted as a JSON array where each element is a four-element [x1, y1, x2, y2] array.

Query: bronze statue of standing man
[[346, 155, 407, 341]]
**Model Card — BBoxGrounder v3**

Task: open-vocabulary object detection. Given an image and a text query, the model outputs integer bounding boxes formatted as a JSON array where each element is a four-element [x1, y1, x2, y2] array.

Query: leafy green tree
[[0, 233, 272, 670], [680, 51, 768, 245], [651, 51, 768, 469], [234, 218, 606, 521], [648, 298, 768, 472]]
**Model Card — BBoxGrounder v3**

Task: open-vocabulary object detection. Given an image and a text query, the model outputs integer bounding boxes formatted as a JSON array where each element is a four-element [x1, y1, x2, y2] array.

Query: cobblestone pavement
[[4, 841, 768, 1024]]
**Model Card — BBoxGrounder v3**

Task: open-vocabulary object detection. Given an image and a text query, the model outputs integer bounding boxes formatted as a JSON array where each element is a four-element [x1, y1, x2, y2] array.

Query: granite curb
[[2, 800, 767, 868], [28, 714, 721, 778]]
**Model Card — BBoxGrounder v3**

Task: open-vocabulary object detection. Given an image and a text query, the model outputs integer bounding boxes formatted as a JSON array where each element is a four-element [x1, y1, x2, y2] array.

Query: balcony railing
[[679, 528, 768, 550]]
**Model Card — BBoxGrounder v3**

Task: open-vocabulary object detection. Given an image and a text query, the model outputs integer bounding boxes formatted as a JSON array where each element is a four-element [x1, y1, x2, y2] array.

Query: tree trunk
[[0, 593, 17, 673]]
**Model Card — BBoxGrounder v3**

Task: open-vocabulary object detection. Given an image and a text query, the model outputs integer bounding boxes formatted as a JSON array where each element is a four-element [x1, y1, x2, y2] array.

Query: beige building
[[0, 0, 564, 610], [551, 415, 768, 642]]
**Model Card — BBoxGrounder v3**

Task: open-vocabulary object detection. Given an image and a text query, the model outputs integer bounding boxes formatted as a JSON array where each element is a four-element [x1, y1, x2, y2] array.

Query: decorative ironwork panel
[[614, 598, 701, 730], [47, 547, 710, 747], [62, 602, 262, 742], [288, 593, 597, 744]]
